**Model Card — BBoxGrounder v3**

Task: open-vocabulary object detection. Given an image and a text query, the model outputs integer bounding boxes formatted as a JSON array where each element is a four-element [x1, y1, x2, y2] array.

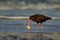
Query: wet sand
[[0, 32, 60, 40]]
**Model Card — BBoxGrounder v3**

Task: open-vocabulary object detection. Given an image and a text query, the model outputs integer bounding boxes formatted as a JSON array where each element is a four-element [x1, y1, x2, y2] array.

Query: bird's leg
[[36, 23, 39, 32], [40, 23, 43, 31], [27, 19, 32, 30]]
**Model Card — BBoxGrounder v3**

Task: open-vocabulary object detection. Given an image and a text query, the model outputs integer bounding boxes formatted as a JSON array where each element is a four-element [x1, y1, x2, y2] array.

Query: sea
[[0, 9, 60, 40]]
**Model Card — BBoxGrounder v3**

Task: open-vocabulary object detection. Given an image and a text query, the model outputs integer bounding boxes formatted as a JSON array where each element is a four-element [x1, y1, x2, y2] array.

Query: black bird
[[27, 14, 51, 30]]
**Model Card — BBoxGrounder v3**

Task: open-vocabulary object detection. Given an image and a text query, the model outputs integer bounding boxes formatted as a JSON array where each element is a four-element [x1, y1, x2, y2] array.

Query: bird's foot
[[27, 25, 31, 30]]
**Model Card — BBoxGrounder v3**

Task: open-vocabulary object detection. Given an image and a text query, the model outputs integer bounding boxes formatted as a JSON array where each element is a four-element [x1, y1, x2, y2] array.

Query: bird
[[27, 14, 51, 30]]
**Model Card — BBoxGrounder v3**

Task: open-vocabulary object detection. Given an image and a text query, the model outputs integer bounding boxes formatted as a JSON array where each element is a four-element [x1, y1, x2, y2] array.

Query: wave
[[19, 3, 60, 10], [0, 3, 60, 10]]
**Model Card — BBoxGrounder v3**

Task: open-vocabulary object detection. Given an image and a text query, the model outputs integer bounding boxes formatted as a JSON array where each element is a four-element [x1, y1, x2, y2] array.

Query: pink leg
[[40, 23, 43, 31], [36, 24, 39, 32]]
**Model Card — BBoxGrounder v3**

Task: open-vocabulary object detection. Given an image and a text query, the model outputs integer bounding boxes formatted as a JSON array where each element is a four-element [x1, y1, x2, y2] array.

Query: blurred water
[[0, 9, 60, 33], [0, 9, 60, 40]]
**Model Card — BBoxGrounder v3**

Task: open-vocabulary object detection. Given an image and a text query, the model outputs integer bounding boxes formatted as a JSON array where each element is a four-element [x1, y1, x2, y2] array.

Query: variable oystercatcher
[[27, 14, 51, 30]]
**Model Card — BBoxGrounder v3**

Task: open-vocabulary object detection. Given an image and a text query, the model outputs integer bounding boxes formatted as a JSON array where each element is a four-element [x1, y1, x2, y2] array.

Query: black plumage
[[29, 14, 51, 24]]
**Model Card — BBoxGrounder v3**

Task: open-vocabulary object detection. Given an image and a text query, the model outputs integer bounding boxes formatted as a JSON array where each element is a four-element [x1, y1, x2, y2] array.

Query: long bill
[[27, 19, 32, 30]]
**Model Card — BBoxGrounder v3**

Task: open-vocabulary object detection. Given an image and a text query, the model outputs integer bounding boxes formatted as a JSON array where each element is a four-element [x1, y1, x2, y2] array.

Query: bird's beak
[[27, 19, 31, 30], [27, 25, 31, 30]]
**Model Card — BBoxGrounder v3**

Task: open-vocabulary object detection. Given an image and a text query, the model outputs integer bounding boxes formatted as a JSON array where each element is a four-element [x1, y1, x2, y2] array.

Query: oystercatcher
[[27, 14, 51, 30]]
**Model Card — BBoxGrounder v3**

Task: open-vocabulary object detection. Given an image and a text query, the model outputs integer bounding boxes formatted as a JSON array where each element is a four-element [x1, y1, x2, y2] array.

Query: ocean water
[[0, 9, 60, 40], [0, 9, 60, 32]]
